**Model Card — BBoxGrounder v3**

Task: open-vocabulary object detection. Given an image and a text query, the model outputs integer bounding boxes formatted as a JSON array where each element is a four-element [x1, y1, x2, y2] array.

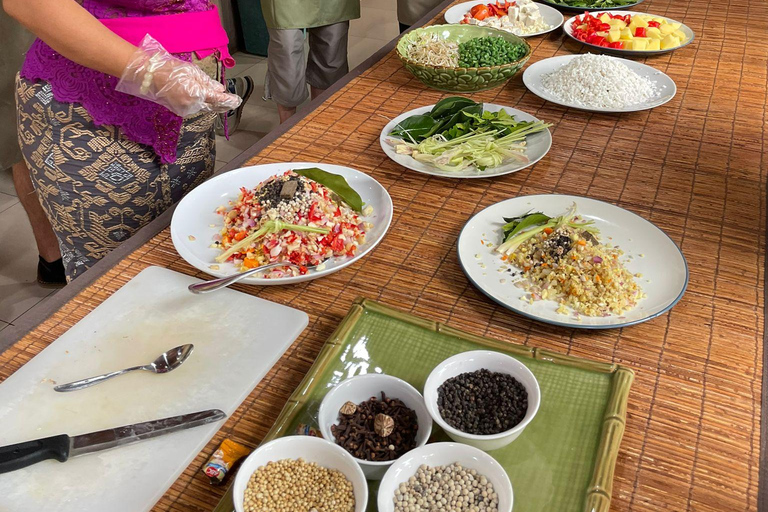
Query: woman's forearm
[[3, 0, 137, 77]]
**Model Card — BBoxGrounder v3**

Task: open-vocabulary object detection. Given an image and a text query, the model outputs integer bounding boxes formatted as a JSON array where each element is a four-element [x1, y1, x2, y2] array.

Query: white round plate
[[522, 54, 676, 113], [444, 1, 564, 37], [538, 0, 645, 12], [457, 194, 688, 329], [170, 162, 393, 285], [563, 10, 695, 56], [380, 103, 552, 179]]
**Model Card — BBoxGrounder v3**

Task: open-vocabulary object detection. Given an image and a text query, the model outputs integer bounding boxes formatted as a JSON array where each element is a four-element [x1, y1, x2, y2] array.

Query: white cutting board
[[0, 266, 308, 512]]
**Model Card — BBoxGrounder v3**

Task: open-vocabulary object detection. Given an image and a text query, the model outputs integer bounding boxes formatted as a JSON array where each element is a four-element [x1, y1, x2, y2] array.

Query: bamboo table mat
[[1, 0, 765, 510]]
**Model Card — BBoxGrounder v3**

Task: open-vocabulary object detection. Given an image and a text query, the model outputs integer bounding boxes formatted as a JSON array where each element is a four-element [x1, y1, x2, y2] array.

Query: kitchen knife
[[0, 408, 226, 474]]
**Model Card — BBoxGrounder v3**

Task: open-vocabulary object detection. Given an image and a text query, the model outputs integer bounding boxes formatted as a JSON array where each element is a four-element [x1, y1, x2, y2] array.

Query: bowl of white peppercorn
[[318, 373, 433, 479], [233, 435, 368, 512], [424, 350, 541, 451], [377, 442, 513, 512]]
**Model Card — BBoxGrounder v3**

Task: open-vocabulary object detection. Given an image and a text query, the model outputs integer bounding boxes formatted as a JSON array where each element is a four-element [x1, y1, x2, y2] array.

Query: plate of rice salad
[[457, 194, 688, 328], [171, 162, 393, 285], [522, 53, 676, 113], [380, 100, 552, 179]]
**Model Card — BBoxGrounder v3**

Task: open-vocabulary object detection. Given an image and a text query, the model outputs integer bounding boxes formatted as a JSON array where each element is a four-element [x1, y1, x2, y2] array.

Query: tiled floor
[[0, 0, 399, 333]]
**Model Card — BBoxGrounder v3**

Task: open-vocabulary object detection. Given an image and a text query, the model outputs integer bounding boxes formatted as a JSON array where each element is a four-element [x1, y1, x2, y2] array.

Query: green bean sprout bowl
[[397, 25, 531, 92]]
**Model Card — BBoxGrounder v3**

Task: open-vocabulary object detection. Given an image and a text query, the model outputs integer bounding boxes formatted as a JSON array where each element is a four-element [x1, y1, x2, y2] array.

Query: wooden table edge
[[1, 1, 766, 509]]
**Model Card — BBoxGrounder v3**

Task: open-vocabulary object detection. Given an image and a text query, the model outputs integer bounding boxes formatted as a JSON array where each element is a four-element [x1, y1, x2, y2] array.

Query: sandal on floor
[[37, 256, 66, 287]]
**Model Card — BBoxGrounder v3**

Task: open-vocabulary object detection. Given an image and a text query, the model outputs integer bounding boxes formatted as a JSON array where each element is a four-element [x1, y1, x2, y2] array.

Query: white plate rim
[[522, 53, 677, 113], [456, 194, 689, 329], [562, 10, 695, 55], [537, 0, 646, 12], [170, 162, 393, 285], [443, 0, 564, 37], [379, 103, 553, 179]]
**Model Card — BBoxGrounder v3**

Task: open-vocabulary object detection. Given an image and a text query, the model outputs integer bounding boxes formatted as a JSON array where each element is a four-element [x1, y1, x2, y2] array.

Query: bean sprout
[[405, 32, 459, 67]]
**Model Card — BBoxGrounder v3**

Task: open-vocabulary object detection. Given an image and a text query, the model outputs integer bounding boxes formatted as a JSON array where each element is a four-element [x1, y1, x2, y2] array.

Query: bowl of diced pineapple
[[564, 10, 694, 55]]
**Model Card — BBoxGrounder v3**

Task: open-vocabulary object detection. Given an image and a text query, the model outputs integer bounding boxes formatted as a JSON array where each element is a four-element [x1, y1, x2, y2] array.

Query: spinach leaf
[[389, 114, 436, 141], [423, 117, 450, 138], [429, 96, 479, 120], [295, 167, 364, 213], [439, 104, 484, 139]]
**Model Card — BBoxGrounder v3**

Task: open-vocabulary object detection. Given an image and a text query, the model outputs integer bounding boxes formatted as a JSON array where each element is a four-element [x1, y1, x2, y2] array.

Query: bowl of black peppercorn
[[424, 350, 541, 451], [318, 373, 433, 479]]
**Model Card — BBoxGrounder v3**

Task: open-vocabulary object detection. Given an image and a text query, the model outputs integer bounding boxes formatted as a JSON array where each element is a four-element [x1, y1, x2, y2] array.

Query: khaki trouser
[[265, 22, 350, 108]]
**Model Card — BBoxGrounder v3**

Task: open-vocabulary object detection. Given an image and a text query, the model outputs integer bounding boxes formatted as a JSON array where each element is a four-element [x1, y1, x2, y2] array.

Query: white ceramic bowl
[[377, 442, 513, 512], [233, 436, 368, 512], [424, 350, 540, 451], [318, 373, 433, 479]]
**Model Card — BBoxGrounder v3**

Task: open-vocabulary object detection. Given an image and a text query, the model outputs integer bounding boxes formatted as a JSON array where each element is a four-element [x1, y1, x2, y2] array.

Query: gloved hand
[[116, 34, 241, 117]]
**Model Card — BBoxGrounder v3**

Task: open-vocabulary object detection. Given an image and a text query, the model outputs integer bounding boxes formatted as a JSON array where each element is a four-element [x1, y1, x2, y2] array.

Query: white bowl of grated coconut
[[424, 350, 541, 452], [378, 442, 514, 512], [233, 435, 368, 512]]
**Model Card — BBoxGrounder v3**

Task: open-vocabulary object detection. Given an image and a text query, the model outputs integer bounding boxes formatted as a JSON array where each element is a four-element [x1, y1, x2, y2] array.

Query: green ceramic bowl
[[396, 24, 532, 93]]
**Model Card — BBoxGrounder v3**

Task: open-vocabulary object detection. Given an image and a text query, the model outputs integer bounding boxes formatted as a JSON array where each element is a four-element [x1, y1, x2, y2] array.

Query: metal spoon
[[187, 262, 316, 294], [53, 344, 194, 392]]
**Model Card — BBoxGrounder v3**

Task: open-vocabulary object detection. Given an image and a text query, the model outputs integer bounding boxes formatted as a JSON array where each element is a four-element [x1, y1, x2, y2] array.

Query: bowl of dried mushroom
[[318, 373, 433, 479]]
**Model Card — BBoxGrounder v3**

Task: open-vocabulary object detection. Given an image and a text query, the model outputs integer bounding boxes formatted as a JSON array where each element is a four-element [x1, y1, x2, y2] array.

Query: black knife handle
[[0, 434, 70, 474]]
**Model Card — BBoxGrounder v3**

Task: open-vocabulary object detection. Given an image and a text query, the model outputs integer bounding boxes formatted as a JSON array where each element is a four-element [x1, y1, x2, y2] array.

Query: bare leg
[[12, 160, 61, 262], [310, 85, 325, 100], [277, 103, 296, 124]]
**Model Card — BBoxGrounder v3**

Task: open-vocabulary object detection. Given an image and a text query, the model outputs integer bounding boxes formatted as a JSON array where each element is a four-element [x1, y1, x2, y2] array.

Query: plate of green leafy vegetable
[[538, 0, 644, 12], [380, 96, 552, 179]]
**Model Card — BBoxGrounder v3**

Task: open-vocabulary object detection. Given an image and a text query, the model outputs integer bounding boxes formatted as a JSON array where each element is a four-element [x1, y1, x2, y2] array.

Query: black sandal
[[37, 256, 67, 287]]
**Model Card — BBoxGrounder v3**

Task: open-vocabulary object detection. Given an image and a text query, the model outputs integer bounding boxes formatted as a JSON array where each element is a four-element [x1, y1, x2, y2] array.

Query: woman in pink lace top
[[5, 0, 240, 282]]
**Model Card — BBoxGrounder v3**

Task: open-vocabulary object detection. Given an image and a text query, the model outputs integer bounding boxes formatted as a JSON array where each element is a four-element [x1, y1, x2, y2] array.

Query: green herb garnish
[[295, 167, 364, 213]]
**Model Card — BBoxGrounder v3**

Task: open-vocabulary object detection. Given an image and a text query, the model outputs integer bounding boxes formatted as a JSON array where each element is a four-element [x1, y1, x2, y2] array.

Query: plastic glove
[[116, 34, 241, 118]]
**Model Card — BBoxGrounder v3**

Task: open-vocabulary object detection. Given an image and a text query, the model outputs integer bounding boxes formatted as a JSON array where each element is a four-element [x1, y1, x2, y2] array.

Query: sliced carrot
[[577, 239, 587, 246], [243, 258, 259, 268], [543, 227, 553, 235]]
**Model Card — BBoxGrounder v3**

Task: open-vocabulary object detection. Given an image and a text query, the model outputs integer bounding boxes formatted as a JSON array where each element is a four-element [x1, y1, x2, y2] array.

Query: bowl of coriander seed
[[318, 373, 433, 479], [423, 350, 541, 451], [233, 435, 368, 512], [377, 442, 513, 512]]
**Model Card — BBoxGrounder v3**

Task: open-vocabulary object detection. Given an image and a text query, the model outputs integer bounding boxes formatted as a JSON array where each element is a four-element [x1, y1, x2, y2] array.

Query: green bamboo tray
[[214, 298, 634, 512]]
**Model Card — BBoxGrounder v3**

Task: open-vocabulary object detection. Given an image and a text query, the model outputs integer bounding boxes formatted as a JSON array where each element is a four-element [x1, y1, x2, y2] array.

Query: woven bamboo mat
[[2, 0, 764, 510]]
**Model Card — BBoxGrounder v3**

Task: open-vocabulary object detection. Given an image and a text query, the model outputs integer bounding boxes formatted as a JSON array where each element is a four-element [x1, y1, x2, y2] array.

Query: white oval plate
[[444, 1, 564, 38], [563, 10, 695, 56], [457, 194, 688, 329], [170, 162, 393, 285], [380, 103, 552, 179], [537, 0, 645, 12], [522, 54, 676, 113]]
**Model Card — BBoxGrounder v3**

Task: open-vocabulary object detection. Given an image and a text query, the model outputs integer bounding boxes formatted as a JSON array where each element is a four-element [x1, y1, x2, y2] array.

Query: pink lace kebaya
[[20, 0, 215, 164]]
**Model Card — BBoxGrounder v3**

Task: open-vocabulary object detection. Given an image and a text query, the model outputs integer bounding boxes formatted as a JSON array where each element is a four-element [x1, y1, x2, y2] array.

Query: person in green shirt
[[261, 0, 360, 123], [397, 0, 445, 32]]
